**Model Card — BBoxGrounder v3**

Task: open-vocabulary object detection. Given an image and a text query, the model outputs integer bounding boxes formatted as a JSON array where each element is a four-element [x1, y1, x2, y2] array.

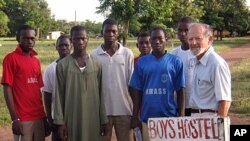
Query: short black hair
[[150, 26, 167, 39], [70, 25, 87, 37], [178, 16, 194, 24], [56, 35, 70, 45], [102, 18, 118, 29], [16, 25, 35, 42], [137, 32, 150, 40]]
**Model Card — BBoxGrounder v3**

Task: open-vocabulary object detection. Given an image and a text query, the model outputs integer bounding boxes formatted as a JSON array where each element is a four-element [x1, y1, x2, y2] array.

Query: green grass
[[0, 37, 250, 126], [230, 58, 250, 114]]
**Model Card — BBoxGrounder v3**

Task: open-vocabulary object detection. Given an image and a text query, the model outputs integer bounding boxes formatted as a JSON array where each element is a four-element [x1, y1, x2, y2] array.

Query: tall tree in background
[[171, 0, 203, 27], [221, 0, 250, 36], [0, 0, 9, 36], [97, 0, 176, 45], [138, 0, 175, 32], [2, 0, 53, 38], [97, 0, 139, 46], [194, 0, 225, 40]]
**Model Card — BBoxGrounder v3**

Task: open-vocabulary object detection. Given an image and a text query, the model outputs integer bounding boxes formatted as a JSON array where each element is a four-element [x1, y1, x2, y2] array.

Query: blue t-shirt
[[129, 53, 185, 123]]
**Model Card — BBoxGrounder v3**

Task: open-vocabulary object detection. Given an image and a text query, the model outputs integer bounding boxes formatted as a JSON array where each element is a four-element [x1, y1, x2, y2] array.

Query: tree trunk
[[122, 20, 129, 46], [36, 28, 40, 40], [219, 30, 223, 41], [216, 30, 219, 40]]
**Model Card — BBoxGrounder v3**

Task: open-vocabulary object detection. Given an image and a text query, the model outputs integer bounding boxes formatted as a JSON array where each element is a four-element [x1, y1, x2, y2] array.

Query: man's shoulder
[[56, 55, 72, 66], [118, 44, 133, 56], [170, 45, 181, 54], [209, 51, 228, 66], [44, 61, 57, 73], [3, 50, 17, 60], [91, 45, 102, 53]]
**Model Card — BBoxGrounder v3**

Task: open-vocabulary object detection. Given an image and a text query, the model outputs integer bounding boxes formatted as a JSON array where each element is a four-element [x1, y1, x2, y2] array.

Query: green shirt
[[54, 54, 108, 141]]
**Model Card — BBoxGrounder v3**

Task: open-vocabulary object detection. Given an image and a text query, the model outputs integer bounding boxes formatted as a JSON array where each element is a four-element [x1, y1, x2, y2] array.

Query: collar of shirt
[[14, 44, 38, 57], [198, 46, 214, 66], [97, 42, 123, 55]]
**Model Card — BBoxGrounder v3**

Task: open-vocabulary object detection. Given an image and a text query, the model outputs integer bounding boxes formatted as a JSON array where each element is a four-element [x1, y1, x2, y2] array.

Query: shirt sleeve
[[214, 62, 232, 101], [53, 62, 65, 125], [129, 61, 143, 91], [1, 55, 15, 87], [97, 63, 108, 124], [127, 49, 134, 85], [37, 59, 44, 88], [174, 57, 185, 91], [42, 65, 53, 93]]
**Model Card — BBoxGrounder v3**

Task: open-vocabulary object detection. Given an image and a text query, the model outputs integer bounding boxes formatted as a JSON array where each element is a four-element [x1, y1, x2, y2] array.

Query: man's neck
[[103, 42, 117, 49], [72, 51, 88, 58], [152, 50, 166, 58], [181, 44, 189, 50]]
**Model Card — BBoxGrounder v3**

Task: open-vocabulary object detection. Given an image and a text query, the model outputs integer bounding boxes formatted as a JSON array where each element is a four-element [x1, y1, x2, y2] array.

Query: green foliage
[[80, 20, 102, 38], [2, 0, 52, 37], [0, 11, 9, 36], [171, 0, 204, 27]]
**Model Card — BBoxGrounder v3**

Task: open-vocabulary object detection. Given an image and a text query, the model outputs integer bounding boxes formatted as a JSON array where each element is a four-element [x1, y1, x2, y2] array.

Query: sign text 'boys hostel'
[[148, 116, 230, 141]]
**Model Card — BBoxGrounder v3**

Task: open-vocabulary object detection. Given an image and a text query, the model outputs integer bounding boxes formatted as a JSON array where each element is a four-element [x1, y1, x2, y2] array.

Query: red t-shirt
[[134, 56, 140, 66], [1, 45, 45, 121]]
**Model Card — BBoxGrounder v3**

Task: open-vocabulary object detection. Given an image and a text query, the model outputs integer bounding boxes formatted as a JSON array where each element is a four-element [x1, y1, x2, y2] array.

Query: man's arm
[[43, 92, 53, 124], [217, 101, 231, 116], [176, 88, 185, 116], [130, 87, 142, 129], [3, 84, 23, 135]]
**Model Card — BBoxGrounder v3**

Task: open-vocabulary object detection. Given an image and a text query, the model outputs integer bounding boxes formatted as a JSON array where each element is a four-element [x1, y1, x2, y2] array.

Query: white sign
[[148, 116, 230, 141]]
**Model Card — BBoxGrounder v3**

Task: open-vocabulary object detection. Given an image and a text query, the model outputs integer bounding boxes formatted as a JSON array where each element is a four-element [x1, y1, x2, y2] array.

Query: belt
[[191, 109, 217, 113]]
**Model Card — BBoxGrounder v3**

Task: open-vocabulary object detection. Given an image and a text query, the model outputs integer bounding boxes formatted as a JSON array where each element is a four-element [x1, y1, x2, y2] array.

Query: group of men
[[1, 17, 231, 141]]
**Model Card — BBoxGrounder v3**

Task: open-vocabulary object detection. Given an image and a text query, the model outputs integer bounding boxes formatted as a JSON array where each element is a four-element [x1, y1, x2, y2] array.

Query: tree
[[2, 0, 53, 38], [97, 0, 138, 46], [171, 0, 204, 27], [81, 20, 102, 38], [194, 0, 250, 40], [97, 0, 176, 45], [0, 0, 9, 36], [0, 11, 9, 36]]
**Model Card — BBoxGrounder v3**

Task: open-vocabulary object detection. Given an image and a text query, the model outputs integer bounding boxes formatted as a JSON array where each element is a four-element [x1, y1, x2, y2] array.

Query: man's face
[[150, 30, 166, 54], [187, 25, 212, 57], [56, 38, 71, 58], [71, 30, 88, 52], [102, 24, 119, 44], [18, 29, 36, 53], [177, 22, 191, 46], [137, 36, 151, 55]]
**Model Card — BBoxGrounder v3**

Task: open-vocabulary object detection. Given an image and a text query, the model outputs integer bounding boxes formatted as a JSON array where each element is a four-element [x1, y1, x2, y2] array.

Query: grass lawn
[[0, 37, 250, 126]]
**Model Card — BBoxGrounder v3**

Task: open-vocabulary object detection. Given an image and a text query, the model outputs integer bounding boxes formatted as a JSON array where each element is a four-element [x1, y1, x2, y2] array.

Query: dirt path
[[1, 43, 250, 141], [218, 43, 250, 125]]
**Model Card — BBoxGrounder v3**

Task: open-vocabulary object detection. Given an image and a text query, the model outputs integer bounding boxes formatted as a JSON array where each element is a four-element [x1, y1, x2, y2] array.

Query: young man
[[187, 23, 231, 117], [91, 18, 134, 141], [171, 16, 194, 116], [134, 32, 151, 65], [42, 35, 71, 141], [53, 25, 108, 141], [1, 25, 50, 141], [129, 26, 185, 141]]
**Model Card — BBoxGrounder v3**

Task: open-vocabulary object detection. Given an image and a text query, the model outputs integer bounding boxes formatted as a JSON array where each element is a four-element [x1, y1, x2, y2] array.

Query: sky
[[46, 0, 250, 22], [45, 0, 105, 22]]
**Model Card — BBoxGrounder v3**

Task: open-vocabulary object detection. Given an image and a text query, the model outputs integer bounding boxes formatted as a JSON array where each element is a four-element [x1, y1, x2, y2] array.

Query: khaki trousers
[[13, 119, 45, 141]]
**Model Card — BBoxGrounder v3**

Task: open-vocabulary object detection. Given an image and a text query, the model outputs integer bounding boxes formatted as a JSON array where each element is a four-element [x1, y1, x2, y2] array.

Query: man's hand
[[12, 119, 23, 135], [44, 117, 51, 137], [58, 124, 68, 140], [100, 123, 108, 136], [131, 116, 142, 129]]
